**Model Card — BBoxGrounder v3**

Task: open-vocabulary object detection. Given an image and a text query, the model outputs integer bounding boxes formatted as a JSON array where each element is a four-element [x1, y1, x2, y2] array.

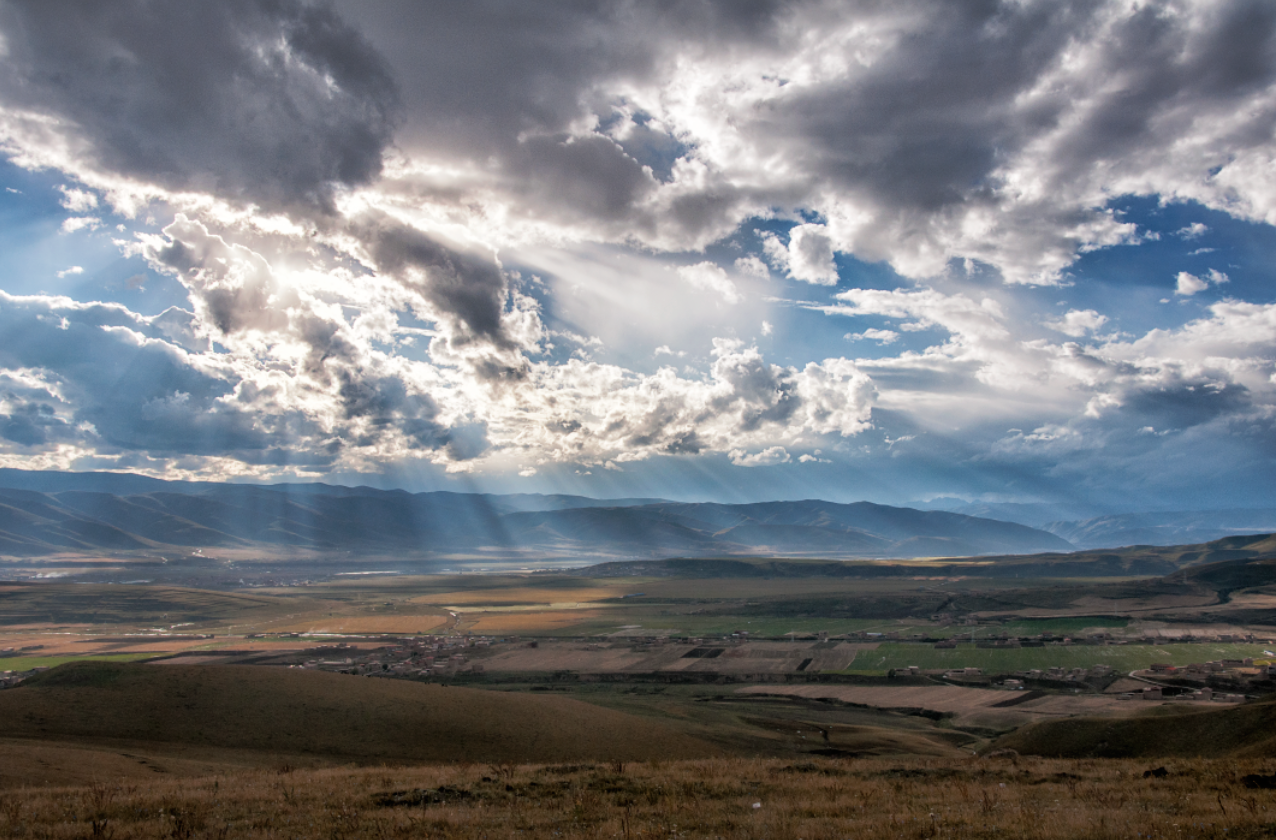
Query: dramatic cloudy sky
[[0, 0, 1274, 511]]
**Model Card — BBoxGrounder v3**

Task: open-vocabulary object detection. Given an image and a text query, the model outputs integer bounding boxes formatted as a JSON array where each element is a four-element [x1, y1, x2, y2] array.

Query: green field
[[844, 642, 1273, 674], [0, 653, 159, 670]]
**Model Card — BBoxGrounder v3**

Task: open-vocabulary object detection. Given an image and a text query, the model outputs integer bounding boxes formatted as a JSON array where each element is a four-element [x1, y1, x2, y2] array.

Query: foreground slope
[[7, 755, 1276, 838], [0, 662, 718, 764]]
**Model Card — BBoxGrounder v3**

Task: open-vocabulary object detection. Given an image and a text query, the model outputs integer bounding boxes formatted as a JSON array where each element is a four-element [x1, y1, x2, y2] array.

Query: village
[[4, 623, 1276, 708]]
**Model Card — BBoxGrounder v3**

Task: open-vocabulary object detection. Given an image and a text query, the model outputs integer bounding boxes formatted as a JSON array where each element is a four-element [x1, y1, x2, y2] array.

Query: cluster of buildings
[[294, 635, 493, 677], [0, 664, 47, 689]]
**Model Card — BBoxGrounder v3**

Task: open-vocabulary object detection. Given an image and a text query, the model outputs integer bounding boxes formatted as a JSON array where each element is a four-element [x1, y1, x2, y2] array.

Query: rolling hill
[[582, 532, 1276, 579], [989, 697, 1276, 759], [0, 661, 718, 764]]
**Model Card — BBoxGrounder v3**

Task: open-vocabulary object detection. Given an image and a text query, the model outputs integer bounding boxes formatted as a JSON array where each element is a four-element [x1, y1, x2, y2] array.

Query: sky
[[0, 0, 1274, 512]]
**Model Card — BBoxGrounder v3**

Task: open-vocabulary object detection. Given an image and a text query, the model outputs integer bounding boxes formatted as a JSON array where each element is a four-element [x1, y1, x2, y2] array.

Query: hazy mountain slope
[[1046, 509, 1276, 548], [626, 500, 1072, 556], [0, 470, 1072, 559], [921, 500, 1105, 528], [0, 490, 154, 552]]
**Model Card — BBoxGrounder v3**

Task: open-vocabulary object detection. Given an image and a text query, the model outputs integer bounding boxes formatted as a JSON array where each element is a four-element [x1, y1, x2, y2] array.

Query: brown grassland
[[295, 615, 452, 634], [4, 756, 1276, 839], [457, 609, 607, 633]]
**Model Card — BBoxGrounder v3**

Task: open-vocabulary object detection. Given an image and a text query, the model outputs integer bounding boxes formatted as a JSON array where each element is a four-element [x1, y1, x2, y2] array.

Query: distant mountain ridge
[[0, 469, 1072, 560], [1044, 509, 1276, 549]]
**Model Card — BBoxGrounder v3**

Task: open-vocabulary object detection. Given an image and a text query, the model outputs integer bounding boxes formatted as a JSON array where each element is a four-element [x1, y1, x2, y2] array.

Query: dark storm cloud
[[744, 0, 1274, 242], [1046, 1, 1276, 172], [517, 134, 657, 224], [1124, 379, 1252, 431], [339, 0, 790, 239], [332, 367, 459, 453], [0, 399, 68, 446], [340, 0, 784, 158], [341, 0, 1276, 272], [352, 217, 530, 382], [0, 0, 399, 213]]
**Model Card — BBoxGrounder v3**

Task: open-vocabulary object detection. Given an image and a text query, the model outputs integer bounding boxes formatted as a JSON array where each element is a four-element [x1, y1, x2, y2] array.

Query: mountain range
[[929, 498, 1276, 549], [0, 469, 1071, 560]]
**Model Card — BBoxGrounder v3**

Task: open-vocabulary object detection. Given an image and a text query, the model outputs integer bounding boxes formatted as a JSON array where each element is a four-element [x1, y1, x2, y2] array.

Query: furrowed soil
[[4, 756, 1276, 840]]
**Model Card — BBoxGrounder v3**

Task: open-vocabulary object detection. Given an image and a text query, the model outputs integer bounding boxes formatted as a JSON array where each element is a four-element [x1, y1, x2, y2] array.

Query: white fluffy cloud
[[778, 224, 839, 285], [729, 446, 790, 467], [1175, 269, 1229, 296], [1046, 309, 1108, 337]]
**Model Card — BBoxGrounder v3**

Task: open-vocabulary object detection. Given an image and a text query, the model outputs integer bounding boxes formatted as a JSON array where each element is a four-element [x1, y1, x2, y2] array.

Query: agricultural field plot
[[479, 640, 878, 674], [0, 652, 160, 670], [249, 587, 456, 635], [0, 583, 326, 632], [456, 609, 606, 634], [843, 641, 1275, 675], [0, 631, 214, 656], [413, 585, 628, 606], [273, 612, 452, 635]]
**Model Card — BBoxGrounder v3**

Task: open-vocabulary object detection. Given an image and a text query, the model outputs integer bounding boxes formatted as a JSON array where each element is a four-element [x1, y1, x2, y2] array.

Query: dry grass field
[[994, 696, 1276, 758], [457, 609, 606, 633], [291, 614, 452, 634], [4, 756, 1276, 839], [412, 585, 627, 606]]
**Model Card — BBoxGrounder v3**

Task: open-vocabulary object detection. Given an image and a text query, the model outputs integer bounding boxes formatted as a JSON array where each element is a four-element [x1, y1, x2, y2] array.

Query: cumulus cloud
[[1046, 309, 1108, 337], [783, 224, 839, 285], [848, 328, 899, 345], [60, 217, 100, 234], [735, 255, 770, 278], [1176, 272, 1208, 296], [729, 446, 790, 467], [57, 187, 97, 213], [1175, 269, 1229, 296]]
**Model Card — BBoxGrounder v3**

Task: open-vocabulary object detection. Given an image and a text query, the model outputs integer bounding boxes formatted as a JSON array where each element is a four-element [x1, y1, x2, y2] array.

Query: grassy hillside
[[0, 662, 718, 765], [990, 697, 1276, 758]]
